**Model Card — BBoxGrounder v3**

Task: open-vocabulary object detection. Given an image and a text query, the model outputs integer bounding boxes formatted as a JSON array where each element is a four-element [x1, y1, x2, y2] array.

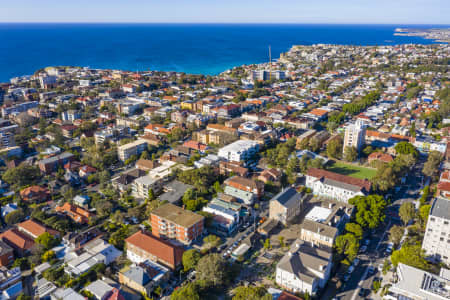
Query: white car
[[378, 263, 383, 271]]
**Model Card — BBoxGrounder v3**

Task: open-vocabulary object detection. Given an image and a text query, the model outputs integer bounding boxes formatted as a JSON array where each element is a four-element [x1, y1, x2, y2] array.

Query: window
[[440, 237, 444, 241], [445, 221, 449, 225], [430, 217, 435, 222]]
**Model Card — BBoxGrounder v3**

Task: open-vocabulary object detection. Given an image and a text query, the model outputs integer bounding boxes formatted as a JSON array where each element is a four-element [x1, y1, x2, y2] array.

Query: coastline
[[0, 24, 445, 82]]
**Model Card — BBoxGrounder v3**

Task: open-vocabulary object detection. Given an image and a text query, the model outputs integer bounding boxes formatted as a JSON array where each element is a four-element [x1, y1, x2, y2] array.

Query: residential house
[[19, 185, 50, 203], [0, 228, 35, 256], [55, 203, 94, 224], [119, 261, 169, 296], [17, 219, 60, 240]]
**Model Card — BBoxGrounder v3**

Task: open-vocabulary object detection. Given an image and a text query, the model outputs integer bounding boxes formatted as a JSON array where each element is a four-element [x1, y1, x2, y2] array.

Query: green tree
[[182, 249, 201, 272], [422, 151, 443, 178], [264, 238, 272, 250], [16, 294, 31, 300], [35, 232, 59, 250], [195, 253, 228, 287], [419, 204, 431, 228], [4, 209, 25, 225], [232, 286, 272, 300], [335, 233, 359, 262], [278, 236, 285, 248], [349, 195, 387, 229], [391, 243, 430, 270], [399, 202, 416, 225], [343, 146, 357, 162], [3, 165, 40, 188], [371, 164, 397, 192], [389, 225, 404, 246], [171, 282, 200, 300], [327, 136, 343, 159], [203, 235, 221, 250], [213, 181, 223, 194], [394, 142, 418, 158], [42, 250, 56, 262], [345, 223, 363, 240]]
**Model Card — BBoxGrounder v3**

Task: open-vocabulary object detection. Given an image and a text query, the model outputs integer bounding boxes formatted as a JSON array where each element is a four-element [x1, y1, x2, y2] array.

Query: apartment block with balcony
[[150, 203, 204, 245]]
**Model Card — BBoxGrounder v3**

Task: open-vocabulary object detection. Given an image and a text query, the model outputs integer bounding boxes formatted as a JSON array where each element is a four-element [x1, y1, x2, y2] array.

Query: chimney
[[319, 265, 324, 271], [329, 203, 334, 209], [288, 251, 293, 257]]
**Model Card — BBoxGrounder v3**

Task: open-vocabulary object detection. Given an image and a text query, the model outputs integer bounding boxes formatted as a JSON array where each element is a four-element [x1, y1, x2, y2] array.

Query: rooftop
[[430, 197, 450, 220], [151, 203, 204, 228]]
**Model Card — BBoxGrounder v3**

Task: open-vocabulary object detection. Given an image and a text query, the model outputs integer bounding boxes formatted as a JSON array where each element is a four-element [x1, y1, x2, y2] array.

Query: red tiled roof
[[438, 181, 450, 192], [125, 231, 184, 268], [0, 228, 35, 251], [17, 219, 59, 239], [105, 288, 125, 300], [307, 168, 372, 192]]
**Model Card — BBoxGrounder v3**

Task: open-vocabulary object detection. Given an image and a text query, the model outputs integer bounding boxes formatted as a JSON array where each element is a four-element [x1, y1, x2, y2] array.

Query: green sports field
[[326, 161, 377, 180]]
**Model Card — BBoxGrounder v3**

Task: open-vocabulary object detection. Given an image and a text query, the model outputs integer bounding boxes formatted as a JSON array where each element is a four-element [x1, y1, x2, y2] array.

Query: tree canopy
[[391, 243, 430, 271], [195, 253, 228, 287], [349, 195, 387, 229], [232, 286, 272, 300], [394, 142, 418, 158], [182, 249, 201, 272]]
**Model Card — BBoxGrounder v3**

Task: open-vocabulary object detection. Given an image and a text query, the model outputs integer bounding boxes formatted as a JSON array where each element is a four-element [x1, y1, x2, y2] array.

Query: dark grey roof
[[430, 197, 450, 220], [158, 180, 193, 204], [323, 178, 362, 193], [123, 266, 150, 286], [277, 239, 332, 284], [272, 187, 302, 208]]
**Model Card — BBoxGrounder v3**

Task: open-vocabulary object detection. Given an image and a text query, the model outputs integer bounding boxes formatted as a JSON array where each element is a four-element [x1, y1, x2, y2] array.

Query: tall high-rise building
[[422, 197, 450, 265], [343, 119, 367, 153]]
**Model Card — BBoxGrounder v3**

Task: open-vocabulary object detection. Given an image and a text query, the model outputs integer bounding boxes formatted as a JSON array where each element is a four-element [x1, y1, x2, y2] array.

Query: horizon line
[[0, 22, 449, 26]]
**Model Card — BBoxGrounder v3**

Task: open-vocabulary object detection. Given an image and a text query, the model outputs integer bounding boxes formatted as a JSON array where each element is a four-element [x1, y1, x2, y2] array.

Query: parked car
[[358, 288, 367, 297], [353, 258, 360, 266], [347, 266, 355, 274], [368, 266, 375, 275], [378, 263, 384, 272], [360, 245, 367, 253], [343, 274, 351, 282]]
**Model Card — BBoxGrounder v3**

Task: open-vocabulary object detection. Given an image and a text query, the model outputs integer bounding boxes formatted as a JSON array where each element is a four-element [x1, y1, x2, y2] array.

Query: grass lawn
[[326, 161, 377, 180]]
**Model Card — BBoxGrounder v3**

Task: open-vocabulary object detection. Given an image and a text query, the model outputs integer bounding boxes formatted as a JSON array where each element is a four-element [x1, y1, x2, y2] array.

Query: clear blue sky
[[1, 0, 449, 24]]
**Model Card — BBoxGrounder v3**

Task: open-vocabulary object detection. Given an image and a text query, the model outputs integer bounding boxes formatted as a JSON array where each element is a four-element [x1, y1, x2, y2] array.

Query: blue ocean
[[0, 23, 444, 82]]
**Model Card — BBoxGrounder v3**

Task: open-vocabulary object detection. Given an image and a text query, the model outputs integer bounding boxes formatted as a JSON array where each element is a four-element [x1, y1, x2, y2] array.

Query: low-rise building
[[55, 203, 94, 224], [305, 168, 371, 203], [38, 152, 75, 174], [276, 239, 333, 295], [150, 203, 204, 245], [117, 140, 148, 162], [269, 187, 303, 225], [125, 231, 184, 270], [132, 175, 163, 199], [386, 263, 450, 300], [119, 261, 169, 296], [218, 140, 259, 163]]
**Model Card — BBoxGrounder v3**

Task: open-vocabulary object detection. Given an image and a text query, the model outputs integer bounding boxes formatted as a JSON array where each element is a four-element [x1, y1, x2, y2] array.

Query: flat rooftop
[[305, 206, 332, 223], [152, 203, 204, 228]]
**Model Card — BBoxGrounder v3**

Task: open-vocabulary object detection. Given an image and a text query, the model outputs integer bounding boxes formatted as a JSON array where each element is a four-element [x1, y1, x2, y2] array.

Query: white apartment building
[[218, 140, 259, 163], [276, 239, 332, 296], [305, 168, 371, 203], [343, 119, 366, 153], [422, 197, 450, 265], [117, 140, 148, 161], [132, 175, 163, 198]]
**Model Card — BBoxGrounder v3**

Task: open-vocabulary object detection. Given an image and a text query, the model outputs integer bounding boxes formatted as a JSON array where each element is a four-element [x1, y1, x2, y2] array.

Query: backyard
[[326, 161, 377, 180]]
